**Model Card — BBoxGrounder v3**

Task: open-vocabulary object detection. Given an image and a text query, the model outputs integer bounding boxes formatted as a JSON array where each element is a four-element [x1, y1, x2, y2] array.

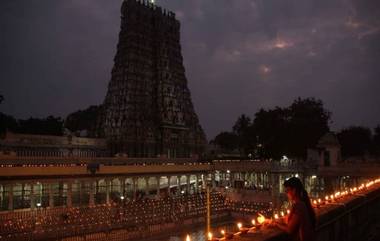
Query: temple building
[[0, 131, 108, 158], [99, 0, 206, 158]]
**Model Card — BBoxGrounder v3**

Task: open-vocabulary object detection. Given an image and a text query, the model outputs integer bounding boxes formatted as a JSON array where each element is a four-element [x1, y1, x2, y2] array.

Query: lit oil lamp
[[186, 234, 191, 241], [286, 209, 290, 215], [237, 222, 243, 230], [280, 211, 285, 217], [274, 214, 279, 220], [207, 232, 213, 241], [251, 219, 256, 226], [257, 213, 266, 225]]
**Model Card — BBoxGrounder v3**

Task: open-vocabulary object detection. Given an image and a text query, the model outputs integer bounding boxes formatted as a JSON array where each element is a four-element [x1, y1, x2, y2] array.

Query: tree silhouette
[[286, 97, 331, 159], [337, 126, 372, 158], [64, 105, 101, 137], [372, 125, 380, 156], [212, 132, 239, 152], [212, 97, 331, 160]]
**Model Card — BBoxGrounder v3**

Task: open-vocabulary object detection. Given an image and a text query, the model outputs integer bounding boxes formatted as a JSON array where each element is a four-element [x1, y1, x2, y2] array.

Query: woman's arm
[[275, 212, 300, 234]]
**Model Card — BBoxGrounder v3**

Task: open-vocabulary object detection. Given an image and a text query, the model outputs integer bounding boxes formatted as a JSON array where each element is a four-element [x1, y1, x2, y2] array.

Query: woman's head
[[284, 177, 304, 201], [284, 176, 316, 228]]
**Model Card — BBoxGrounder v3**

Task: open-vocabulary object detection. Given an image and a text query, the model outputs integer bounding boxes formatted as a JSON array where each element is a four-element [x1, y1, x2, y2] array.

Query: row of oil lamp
[[310, 178, 380, 208], [184, 177, 380, 241], [185, 212, 285, 241]]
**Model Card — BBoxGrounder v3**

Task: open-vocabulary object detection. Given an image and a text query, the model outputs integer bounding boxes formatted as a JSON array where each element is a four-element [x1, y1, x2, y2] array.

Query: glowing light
[[274, 214, 279, 219], [36, 203, 41, 207], [257, 214, 266, 224], [281, 211, 285, 217], [207, 232, 213, 240], [237, 222, 243, 229], [286, 209, 290, 215], [311, 175, 317, 179], [186, 234, 191, 241], [221, 230, 225, 236], [120, 196, 125, 200], [251, 219, 256, 226]]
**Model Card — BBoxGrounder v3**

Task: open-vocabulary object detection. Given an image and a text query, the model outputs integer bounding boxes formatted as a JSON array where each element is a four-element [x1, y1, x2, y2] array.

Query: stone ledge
[[226, 184, 380, 241]]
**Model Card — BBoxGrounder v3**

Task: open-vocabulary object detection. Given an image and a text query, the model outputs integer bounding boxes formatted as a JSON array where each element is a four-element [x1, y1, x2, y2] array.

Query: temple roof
[[317, 132, 340, 147]]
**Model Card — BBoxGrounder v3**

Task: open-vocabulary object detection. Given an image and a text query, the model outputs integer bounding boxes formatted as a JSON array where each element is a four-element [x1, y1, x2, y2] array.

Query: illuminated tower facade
[[101, 0, 206, 158]]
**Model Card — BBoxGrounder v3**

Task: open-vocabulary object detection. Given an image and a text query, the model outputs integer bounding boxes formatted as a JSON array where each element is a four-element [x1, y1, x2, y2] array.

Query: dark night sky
[[0, 0, 379, 140]]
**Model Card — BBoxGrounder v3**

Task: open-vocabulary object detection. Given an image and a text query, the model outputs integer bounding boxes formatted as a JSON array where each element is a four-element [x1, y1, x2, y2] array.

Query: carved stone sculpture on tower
[[99, 0, 206, 158]]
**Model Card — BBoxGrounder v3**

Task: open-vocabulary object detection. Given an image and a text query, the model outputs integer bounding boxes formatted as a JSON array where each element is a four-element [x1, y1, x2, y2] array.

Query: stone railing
[[216, 181, 380, 241]]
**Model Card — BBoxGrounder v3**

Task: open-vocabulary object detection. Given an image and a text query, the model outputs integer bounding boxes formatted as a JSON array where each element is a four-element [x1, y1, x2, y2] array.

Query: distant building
[[99, 0, 206, 158], [307, 132, 342, 167], [0, 131, 108, 157]]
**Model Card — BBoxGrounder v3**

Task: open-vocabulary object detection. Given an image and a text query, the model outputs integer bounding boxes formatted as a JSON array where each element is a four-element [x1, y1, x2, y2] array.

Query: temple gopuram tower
[[101, 0, 206, 158]]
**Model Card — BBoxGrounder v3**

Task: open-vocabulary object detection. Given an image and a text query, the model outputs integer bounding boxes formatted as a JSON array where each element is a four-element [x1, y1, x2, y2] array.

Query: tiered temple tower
[[101, 0, 206, 158]]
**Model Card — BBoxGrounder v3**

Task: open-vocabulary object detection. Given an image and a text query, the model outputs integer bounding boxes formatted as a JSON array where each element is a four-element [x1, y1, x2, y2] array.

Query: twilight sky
[[0, 0, 379, 140]]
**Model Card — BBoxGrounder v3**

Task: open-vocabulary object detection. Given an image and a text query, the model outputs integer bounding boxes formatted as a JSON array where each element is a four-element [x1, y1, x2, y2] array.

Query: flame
[[257, 214, 266, 224], [186, 234, 191, 241], [318, 199, 321, 204], [280, 211, 284, 217], [274, 214, 279, 219], [237, 222, 242, 229], [251, 219, 256, 226], [286, 209, 290, 215], [221, 230, 225, 235], [208, 232, 212, 240]]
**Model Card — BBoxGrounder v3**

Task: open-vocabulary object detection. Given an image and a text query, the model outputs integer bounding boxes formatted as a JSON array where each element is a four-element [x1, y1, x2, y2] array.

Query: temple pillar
[[132, 177, 137, 200], [230, 172, 235, 188], [156, 176, 160, 198], [66, 181, 72, 207], [195, 175, 199, 193], [177, 175, 181, 195], [49, 183, 54, 208], [30, 183, 35, 210], [89, 180, 95, 206], [186, 175, 190, 194], [145, 177, 150, 196], [106, 179, 111, 204], [167, 176, 171, 196], [8, 184, 13, 210], [121, 178, 126, 198]]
